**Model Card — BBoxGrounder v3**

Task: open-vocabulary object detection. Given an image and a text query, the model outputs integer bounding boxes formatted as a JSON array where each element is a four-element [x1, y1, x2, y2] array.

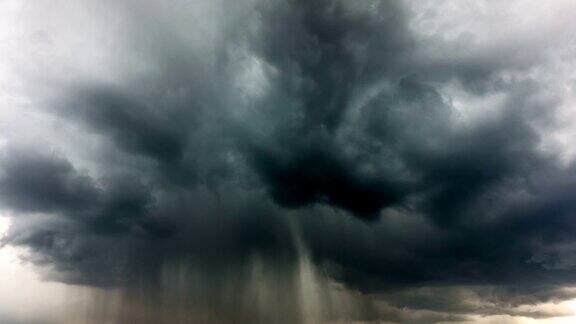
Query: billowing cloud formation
[[2, 0, 576, 322]]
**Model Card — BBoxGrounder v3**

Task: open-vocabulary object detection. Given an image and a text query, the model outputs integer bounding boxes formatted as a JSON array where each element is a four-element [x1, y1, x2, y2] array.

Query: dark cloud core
[[2, 0, 576, 322]]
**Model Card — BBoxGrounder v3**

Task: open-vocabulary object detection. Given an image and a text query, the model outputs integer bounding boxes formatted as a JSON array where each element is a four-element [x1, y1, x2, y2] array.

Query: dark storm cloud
[[409, 81, 554, 227], [0, 148, 98, 215], [245, 137, 408, 219], [75, 88, 187, 164], [58, 82, 208, 186], [0, 145, 172, 239], [250, 0, 412, 130], [237, 0, 417, 218], [2, 0, 576, 322]]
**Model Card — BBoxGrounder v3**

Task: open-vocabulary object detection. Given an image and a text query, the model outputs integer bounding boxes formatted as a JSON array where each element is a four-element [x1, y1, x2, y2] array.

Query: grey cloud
[[0, 148, 98, 215], [0, 145, 169, 239], [2, 0, 576, 322]]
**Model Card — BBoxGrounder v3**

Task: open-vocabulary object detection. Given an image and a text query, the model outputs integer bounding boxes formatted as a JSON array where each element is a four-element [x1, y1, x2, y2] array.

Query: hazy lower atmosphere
[[3, 1, 576, 323]]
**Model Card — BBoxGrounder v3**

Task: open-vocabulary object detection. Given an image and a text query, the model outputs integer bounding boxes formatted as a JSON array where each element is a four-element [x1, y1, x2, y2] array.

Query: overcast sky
[[3, 0, 576, 323]]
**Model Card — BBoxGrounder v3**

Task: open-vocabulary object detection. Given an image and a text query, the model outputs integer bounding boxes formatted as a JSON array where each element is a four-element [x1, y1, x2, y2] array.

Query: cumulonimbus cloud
[[2, 0, 576, 322]]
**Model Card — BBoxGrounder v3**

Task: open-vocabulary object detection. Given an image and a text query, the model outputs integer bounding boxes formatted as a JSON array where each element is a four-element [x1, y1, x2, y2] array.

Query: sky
[[3, 0, 576, 323]]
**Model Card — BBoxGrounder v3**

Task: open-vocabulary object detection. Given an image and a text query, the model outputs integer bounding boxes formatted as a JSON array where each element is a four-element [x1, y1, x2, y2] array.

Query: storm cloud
[[2, 0, 576, 323]]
